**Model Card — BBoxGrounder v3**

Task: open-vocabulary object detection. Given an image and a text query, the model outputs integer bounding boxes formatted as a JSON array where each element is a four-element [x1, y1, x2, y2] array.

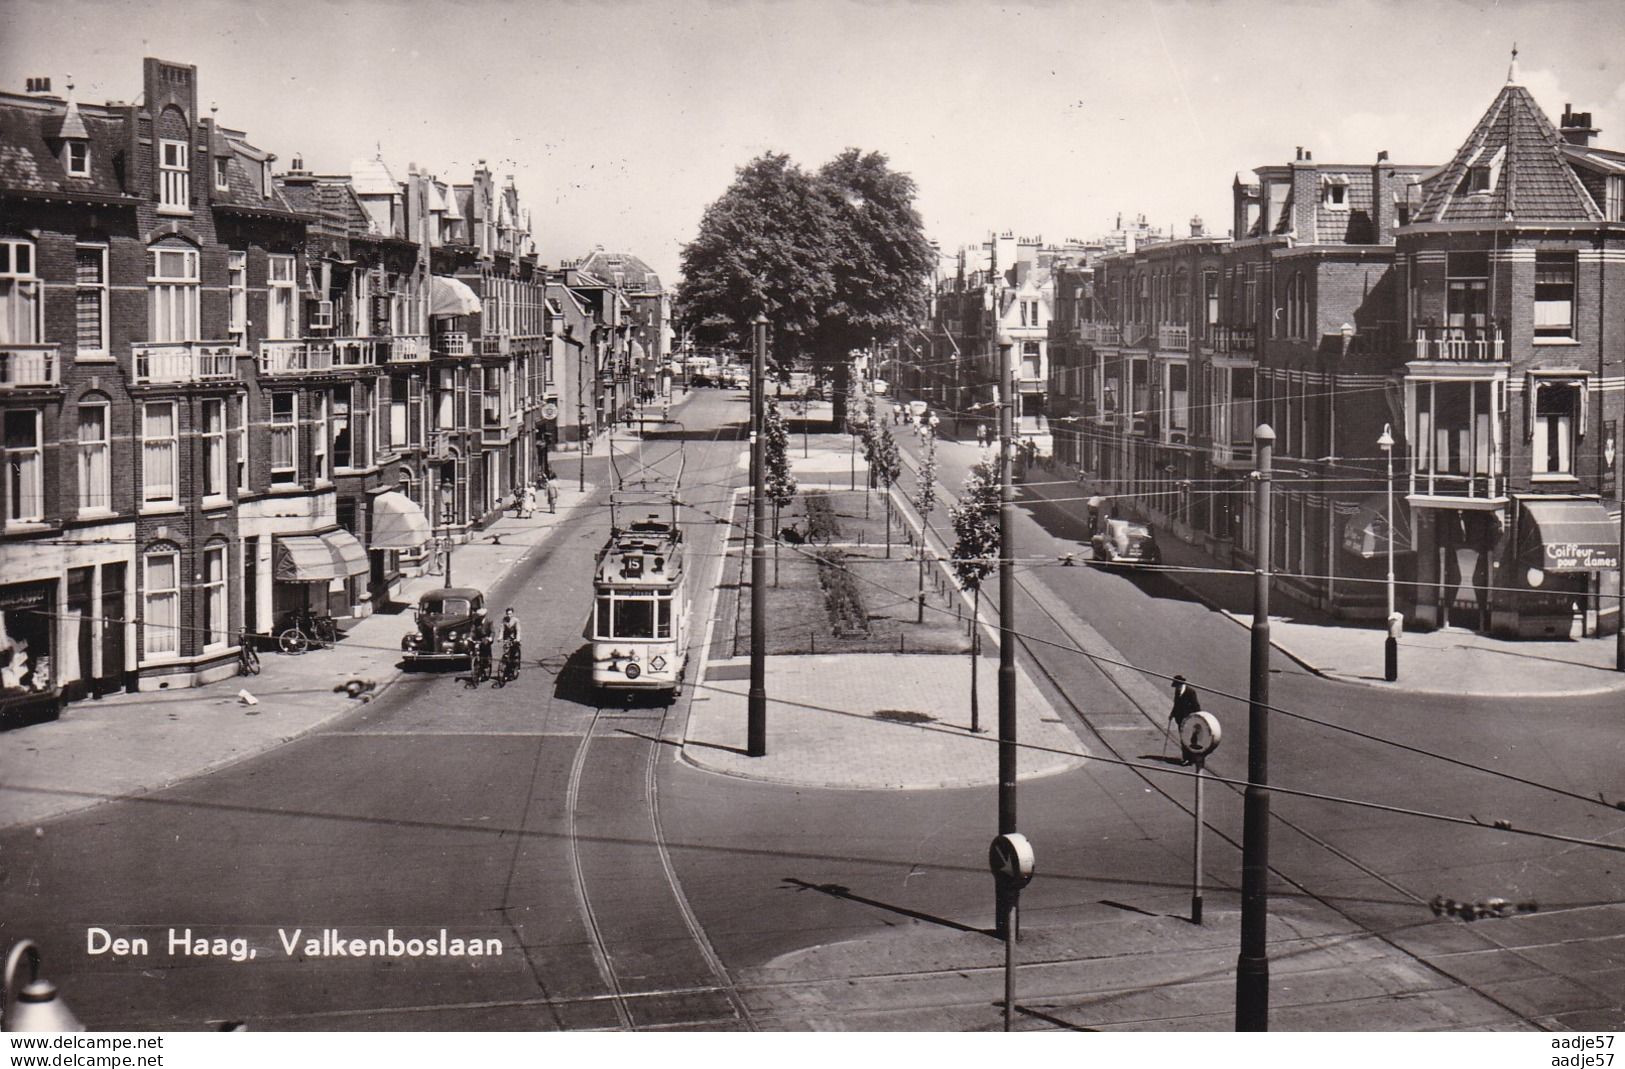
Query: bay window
[[1408, 377, 1503, 499]]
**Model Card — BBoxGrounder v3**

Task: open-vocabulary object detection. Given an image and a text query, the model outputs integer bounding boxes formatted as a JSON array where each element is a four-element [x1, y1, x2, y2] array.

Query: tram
[[591, 493, 688, 695]]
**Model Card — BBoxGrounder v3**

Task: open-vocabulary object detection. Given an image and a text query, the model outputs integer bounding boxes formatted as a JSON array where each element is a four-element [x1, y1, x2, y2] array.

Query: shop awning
[[1518, 498, 1620, 573], [370, 491, 432, 551], [429, 275, 482, 318], [1340, 494, 1414, 559], [274, 530, 370, 582]]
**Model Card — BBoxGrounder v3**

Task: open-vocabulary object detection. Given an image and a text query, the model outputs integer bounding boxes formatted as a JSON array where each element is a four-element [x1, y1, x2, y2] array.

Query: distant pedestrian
[[521, 485, 537, 519], [543, 475, 558, 514], [1168, 675, 1202, 764]]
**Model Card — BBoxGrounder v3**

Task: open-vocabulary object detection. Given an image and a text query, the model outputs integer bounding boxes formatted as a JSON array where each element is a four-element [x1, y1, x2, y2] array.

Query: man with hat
[[1169, 674, 1202, 764]]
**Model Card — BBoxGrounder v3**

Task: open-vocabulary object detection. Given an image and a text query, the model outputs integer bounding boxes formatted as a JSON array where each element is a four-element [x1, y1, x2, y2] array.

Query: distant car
[[908, 400, 929, 420], [402, 587, 487, 666], [690, 372, 714, 388], [871, 379, 889, 395], [1090, 519, 1162, 567], [719, 365, 747, 388]]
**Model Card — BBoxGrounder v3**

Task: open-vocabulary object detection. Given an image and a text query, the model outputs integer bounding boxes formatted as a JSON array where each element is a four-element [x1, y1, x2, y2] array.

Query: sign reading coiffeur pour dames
[[1543, 542, 1620, 571]]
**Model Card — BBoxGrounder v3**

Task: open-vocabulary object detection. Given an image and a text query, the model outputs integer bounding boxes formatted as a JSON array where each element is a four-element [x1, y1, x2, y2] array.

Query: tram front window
[[615, 597, 656, 639], [596, 593, 674, 640]]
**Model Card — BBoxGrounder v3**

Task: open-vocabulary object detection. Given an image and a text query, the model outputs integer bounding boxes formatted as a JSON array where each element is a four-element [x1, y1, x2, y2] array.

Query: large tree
[[677, 148, 935, 422]]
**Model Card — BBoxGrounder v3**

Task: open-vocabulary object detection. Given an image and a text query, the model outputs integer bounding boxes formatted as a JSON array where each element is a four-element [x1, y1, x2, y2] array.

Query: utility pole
[[996, 337, 1018, 941], [748, 313, 769, 757], [1236, 423, 1274, 1030]]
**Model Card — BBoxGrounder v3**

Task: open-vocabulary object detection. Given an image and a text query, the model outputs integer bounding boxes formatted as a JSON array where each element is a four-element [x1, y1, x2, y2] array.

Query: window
[[1324, 176, 1348, 208], [214, 155, 229, 192], [1607, 176, 1624, 222], [143, 548, 179, 658], [201, 398, 226, 498], [1533, 252, 1576, 340], [1446, 252, 1488, 332], [141, 402, 177, 505], [266, 255, 297, 340], [77, 402, 110, 511], [148, 245, 200, 342], [390, 377, 409, 449], [235, 394, 249, 492], [270, 393, 298, 484], [4, 409, 43, 523], [1531, 378, 1582, 477], [203, 545, 228, 648], [73, 244, 108, 356], [159, 139, 189, 211], [1166, 362, 1189, 435], [228, 251, 247, 349], [313, 390, 329, 481], [0, 238, 41, 344], [332, 387, 352, 470], [1410, 378, 1499, 496]]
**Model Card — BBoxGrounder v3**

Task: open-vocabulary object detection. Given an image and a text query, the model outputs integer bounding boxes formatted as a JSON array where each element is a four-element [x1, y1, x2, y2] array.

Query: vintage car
[[401, 586, 487, 667], [1090, 518, 1162, 567]]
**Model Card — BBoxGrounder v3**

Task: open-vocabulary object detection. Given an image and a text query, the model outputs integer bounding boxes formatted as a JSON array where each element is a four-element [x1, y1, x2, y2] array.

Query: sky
[[5, 0, 1624, 285]]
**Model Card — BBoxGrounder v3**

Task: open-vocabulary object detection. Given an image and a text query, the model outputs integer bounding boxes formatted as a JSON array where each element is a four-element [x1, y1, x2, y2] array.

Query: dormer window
[[261, 162, 272, 198], [214, 155, 229, 192], [65, 140, 89, 177], [1459, 145, 1505, 196], [1323, 174, 1349, 209]]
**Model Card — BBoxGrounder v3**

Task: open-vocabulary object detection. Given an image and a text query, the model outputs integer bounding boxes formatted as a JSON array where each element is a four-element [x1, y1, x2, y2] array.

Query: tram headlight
[[624, 662, 641, 680]]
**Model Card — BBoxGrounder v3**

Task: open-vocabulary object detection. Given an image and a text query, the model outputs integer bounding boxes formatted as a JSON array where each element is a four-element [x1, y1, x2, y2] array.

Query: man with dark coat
[[1169, 674, 1202, 764]]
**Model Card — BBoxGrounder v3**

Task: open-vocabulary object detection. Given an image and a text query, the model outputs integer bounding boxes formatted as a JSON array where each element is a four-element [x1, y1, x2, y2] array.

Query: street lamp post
[[1378, 425, 1399, 682], [440, 481, 456, 588], [748, 314, 769, 757], [995, 340, 1019, 941], [1236, 423, 1274, 1031]]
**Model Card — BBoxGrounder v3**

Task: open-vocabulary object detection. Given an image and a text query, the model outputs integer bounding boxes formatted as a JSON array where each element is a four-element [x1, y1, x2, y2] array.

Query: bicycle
[[466, 640, 493, 688], [277, 611, 337, 655], [237, 632, 261, 676], [493, 640, 520, 687]]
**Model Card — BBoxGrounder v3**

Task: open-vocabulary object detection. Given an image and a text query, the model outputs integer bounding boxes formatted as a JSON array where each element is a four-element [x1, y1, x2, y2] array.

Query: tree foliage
[[949, 461, 1001, 592], [764, 400, 797, 510], [676, 149, 935, 390], [914, 432, 938, 524]]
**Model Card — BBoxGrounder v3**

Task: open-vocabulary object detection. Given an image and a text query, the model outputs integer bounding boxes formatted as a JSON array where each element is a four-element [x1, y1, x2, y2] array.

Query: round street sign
[[1179, 710, 1222, 760], [540, 402, 559, 421], [988, 833, 1036, 889]]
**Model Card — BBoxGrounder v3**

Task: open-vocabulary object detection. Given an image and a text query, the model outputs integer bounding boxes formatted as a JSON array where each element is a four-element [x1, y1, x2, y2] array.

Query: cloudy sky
[[5, 0, 1623, 283]]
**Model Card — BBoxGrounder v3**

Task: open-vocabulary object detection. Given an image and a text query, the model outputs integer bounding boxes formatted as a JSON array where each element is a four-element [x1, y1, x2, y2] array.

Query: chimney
[[1371, 152, 1397, 244], [1189, 214, 1205, 238], [1291, 152, 1319, 243], [25, 76, 55, 96], [1560, 103, 1599, 147]]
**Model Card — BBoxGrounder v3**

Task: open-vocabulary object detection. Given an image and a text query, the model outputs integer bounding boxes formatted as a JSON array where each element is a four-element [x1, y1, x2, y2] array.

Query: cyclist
[[469, 607, 494, 682], [499, 608, 522, 680]]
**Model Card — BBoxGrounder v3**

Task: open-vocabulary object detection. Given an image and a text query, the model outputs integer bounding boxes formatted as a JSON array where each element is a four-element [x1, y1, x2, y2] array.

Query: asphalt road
[[1, 389, 1619, 1031]]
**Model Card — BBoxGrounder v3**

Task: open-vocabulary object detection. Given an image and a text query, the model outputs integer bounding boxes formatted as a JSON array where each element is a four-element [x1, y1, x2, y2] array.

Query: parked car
[[1090, 519, 1162, 567], [402, 586, 487, 666]]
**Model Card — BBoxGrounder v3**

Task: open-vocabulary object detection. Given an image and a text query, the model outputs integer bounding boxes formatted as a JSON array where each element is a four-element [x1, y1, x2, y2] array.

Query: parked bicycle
[[277, 610, 338, 655], [237, 631, 261, 676]]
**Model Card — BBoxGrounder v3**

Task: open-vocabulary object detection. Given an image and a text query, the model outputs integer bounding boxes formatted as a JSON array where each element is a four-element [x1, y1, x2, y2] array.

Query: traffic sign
[[988, 833, 1035, 889], [540, 402, 559, 421], [1179, 711, 1221, 760]]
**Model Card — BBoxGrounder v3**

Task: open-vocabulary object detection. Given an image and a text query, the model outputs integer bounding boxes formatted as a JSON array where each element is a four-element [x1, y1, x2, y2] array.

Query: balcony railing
[[428, 430, 454, 459], [1157, 324, 1190, 351], [258, 338, 378, 376], [1210, 325, 1256, 354], [0, 344, 60, 388], [388, 335, 429, 363], [1082, 323, 1122, 345], [331, 337, 377, 368], [133, 341, 238, 384], [1414, 323, 1505, 362], [480, 333, 510, 357], [435, 332, 471, 358]]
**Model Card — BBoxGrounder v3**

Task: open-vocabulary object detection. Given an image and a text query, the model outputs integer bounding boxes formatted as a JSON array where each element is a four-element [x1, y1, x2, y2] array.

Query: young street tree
[[913, 431, 938, 623], [676, 149, 935, 426], [949, 460, 1000, 733], [765, 399, 797, 585], [868, 424, 902, 557]]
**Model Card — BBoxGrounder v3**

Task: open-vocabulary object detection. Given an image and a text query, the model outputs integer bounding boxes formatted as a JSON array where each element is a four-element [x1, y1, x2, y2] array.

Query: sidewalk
[[0, 484, 598, 831], [947, 443, 1625, 700]]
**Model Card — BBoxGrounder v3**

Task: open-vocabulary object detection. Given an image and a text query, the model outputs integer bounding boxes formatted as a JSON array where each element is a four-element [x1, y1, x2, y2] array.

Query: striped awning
[[274, 530, 370, 582], [430, 275, 481, 318], [370, 491, 432, 551]]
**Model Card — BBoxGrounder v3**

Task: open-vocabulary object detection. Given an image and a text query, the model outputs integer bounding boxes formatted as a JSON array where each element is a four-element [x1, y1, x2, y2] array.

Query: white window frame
[[313, 389, 329, 482], [1530, 375, 1586, 480], [1533, 251, 1577, 342], [266, 254, 297, 341], [4, 408, 44, 524], [141, 401, 178, 506], [0, 238, 42, 345], [270, 392, 298, 485], [1607, 176, 1625, 222], [148, 245, 200, 343], [228, 251, 248, 349], [65, 139, 89, 177], [1323, 174, 1349, 210], [76, 400, 111, 514], [142, 548, 180, 660], [214, 154, 230, 192], [235, 393, 250, 492], [202, 544, 228, 650], [75, 243, 109, 358], [201, 397, 227, 500], [158, 138, 190, 212]]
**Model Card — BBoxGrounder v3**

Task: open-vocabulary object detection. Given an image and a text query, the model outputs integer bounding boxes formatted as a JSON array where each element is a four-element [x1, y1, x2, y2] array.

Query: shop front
[[272, 528, 370, 623], [0, 580, 59, 724], [368, 490, 433, 605], [1509, 496, 1620, 639]]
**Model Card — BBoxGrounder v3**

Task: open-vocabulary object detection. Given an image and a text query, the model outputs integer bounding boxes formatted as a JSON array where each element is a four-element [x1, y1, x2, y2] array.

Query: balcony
[[1414, 323, 1505, 362], [1157, 324, 1190, 351], [434, 332, 471, 358], [258, 338, 378, 376], [428, 430, 455, 459], [479, 333, 511, 357], [331, 337, 377, 368], [132, 341, 238, 384], [0, 344, 60, 389], [1210, 325, 1256, 355], [1082, 323, 1122, 345], [387, 335, 429, 363]]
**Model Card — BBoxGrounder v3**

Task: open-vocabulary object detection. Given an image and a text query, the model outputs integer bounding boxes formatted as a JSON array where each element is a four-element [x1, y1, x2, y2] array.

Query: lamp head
[[1378, 423, 1394, 451]]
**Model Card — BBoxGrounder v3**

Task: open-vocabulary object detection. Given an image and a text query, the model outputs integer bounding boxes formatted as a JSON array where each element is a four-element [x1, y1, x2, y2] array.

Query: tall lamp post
[[994, 340, 1019, 940], [1378, 425, 1399, 682], [748, 313, 769, 757], [440, 481, 456, 587], [1236, 423, 1274, 1030]]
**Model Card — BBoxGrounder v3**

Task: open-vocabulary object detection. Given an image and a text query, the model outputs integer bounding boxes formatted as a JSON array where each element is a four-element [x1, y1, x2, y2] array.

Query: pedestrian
[[1168, 674, 1202, 764], [543, 474, 558, 514], [522, 484, 537, 519]]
